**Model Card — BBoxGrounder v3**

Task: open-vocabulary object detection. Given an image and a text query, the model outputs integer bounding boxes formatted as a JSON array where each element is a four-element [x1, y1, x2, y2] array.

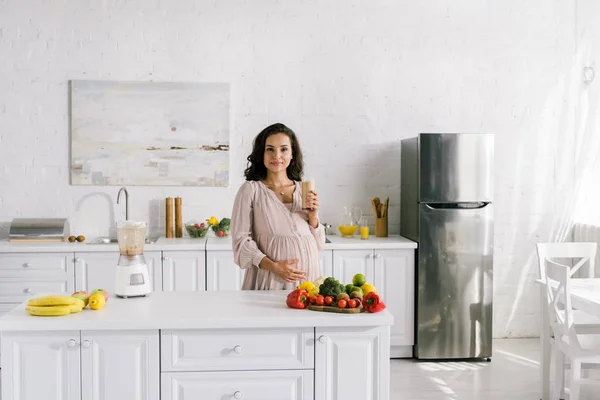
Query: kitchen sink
[[87, 236, 159, 245]]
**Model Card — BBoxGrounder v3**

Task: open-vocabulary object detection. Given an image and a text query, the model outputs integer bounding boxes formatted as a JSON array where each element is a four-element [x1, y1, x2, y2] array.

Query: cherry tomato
[[348, 299, 357, 308], [338, 299, 347, 309], [309, 295, 317, 305], [316, 295, 325, 306], [324, 296, 334, 306]]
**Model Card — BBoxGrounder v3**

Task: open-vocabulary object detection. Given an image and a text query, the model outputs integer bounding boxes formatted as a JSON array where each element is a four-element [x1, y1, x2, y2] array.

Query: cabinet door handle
[[162, 256, 171, 262], [233, 345, 243, 354], [74, 258, 81, 263], [233, 391, 243, 399], [82, 340, 91, 348], [23, 288, 32, 294], [67, 339, 77, 348], [375, 253, 382, 259], [365, 254, 373, 260], [23, 262, 32, 268], [318, 335, 327, 344]]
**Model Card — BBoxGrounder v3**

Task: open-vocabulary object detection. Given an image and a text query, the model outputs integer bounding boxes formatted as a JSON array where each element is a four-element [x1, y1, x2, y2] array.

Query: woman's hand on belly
[[259, 257, 306, 283]]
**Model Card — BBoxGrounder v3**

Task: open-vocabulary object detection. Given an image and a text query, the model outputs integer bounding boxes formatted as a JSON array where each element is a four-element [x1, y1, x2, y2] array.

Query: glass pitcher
[[338, 206, 358, 237]]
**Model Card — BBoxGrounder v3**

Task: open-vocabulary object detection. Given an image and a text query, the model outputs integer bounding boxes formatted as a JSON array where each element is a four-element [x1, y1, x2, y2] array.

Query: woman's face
[[263, 133, 293, 175]]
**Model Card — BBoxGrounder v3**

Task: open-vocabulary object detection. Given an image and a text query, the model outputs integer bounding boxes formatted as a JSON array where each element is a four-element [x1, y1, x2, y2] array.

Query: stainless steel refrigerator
[[401, 133, 494, 360]]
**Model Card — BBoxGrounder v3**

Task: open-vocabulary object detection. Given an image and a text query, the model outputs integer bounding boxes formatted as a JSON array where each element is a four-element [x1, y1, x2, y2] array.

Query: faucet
[[117, 187, 130, 220]]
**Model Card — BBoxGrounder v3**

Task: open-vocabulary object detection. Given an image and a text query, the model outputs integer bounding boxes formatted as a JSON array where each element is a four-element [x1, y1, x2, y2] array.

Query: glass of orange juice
[[360, 218, 369, 240]]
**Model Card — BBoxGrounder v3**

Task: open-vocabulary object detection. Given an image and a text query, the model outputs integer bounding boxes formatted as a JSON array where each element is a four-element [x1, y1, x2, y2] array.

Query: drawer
[[0, 279, 74, 303], [161, 328, 314, 372], [0, 253, 73, 277], [161, 370, 313, 400]]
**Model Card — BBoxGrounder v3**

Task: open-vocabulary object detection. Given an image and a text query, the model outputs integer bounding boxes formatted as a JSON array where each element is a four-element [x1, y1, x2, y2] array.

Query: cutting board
[[307, 304, 365, 314]]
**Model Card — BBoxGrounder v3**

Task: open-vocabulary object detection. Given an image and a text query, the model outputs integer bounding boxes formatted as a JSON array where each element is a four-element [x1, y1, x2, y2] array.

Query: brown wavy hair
[[244, 123, 304, 181]]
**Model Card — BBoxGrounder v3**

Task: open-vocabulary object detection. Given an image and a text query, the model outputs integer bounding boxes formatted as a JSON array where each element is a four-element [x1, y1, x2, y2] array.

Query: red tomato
[[348, 299, 357, 308], [309, 296, 317, 305], [324, 296, 334, 306], [316, 295, 325, 306], [338, 299, 347, 309]]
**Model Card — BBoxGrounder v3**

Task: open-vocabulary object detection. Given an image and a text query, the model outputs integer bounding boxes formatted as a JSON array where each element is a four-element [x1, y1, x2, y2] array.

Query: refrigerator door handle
[[422, 202, 490, 210]]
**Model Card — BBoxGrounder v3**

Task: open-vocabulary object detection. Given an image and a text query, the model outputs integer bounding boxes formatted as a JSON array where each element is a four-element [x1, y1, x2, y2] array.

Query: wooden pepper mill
[[165, 197, 174, 238], [175, 197, 183, 238]]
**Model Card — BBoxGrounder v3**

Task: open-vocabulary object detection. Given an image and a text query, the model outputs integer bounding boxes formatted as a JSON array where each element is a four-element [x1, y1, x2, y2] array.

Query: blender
[[114, 220, 152, 298]]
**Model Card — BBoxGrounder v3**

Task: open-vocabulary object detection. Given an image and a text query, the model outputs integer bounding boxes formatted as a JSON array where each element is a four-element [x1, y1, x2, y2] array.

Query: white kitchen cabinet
[[161, 370, 314, 400], [1, 330, 81, 400], [0, 303, 17, 372], [332, 248, 415, 357], [319, 249, 333, 278], [314, 326, 390, 400], [81, 330, 159, 400], [74, 252, 163, 294], [374, 249, 415, 355], [205, 250, 245, 291], [162, 251, 206, 291], [332, 249, 374, 286], [1, 330, 160, 400]]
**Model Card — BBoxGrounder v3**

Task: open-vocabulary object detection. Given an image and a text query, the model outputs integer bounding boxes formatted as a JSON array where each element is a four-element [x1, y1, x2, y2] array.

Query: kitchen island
[[0, 290, 393, 400]]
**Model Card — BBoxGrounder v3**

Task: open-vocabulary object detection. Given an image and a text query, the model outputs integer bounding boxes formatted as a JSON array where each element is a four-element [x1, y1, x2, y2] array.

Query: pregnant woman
[[231, 123, 326, 290]]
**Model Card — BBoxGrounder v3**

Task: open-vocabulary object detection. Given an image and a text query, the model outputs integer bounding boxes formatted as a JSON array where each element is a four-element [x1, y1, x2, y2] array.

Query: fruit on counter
[[318, 277, 344, 298], [360, 283, 377, 296], [186, 222, 209, 238], [348, 299, 358, 308], [68, 236, 76, 242], [337, 299, 348, 309], [90, 288, 109, 303], [352, 273, 367, 287], [336, 292, 350, 302], [71, 297, 85, 310], [345, 285, 363, 295], [76, 235, 86, 242], [363, 292, 386, 313], [88, 293, 106, 310], [28, 295, 77, 307], [207, 216, 219, 226], [26, 305, 72, 317], [324, 296, 334, 306], [316, 295, 325, 306], [296, 281, 318, 297], [211, 217, 231, 237], [350, 291, 363, 301], [72, 291, 89, 307], [286, 289, 309, 309], [309, 295, 317, 305], [69, 303, 83, 313]]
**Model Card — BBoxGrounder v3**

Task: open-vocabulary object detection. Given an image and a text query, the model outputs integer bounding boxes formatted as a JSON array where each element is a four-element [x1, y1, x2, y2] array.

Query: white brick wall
[[0, 0, 593, 337]]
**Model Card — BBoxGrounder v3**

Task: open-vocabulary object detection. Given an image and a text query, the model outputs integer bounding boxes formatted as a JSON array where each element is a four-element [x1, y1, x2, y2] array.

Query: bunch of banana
[[26, 295, 84, 317]]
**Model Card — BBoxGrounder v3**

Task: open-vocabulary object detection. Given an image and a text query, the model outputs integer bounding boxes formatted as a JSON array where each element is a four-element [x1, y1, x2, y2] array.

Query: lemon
[[361, 283, 377, 296], [88, 293, 106, 310]]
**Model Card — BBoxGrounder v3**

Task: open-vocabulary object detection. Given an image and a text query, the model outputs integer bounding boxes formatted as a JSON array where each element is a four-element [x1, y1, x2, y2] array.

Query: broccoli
[[319, 277, 345, 298]]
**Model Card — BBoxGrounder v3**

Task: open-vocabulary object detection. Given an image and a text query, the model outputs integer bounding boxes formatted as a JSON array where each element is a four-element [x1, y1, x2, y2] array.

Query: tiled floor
[[390, 338, 600, 399]]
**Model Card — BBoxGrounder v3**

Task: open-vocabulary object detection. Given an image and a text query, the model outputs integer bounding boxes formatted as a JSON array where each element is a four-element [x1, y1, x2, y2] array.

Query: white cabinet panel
[[332, 249, 374, 285], [75, 251, 163, 293], [319, 250, 333, 278], [374, 250, 415, 348], [162, 328, 314, 372], [315, 326, 390, 400], [162, 251, 206, 292], [81, 330, 159, 400], [1, 331, 81, 400], [0, 253, 72, 277], [162, 370, 313, 400], [0, 303, 17, 367], [205, 250, 245, 291]]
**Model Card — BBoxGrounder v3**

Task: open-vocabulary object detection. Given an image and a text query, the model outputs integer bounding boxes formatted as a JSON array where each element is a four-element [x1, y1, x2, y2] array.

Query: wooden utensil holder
[[375, 217, 388, 237]]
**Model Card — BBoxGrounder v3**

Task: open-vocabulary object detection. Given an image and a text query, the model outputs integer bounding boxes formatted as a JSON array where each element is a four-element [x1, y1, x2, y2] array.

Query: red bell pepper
[[363, 292, 386, 313], [286, 289, 309, 309]]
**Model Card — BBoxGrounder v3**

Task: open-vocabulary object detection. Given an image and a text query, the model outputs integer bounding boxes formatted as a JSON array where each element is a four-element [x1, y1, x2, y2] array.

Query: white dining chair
[[544, 261, 600, 399], [537, 242, 600, 333]]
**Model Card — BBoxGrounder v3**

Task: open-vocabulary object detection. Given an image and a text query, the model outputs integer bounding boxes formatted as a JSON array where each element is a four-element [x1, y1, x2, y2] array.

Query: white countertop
[[0, 234, 416, 253], [0, 290, 393, 331]]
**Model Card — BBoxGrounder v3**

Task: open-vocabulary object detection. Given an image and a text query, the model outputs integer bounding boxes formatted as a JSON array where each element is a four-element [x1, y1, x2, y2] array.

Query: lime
[[352, 273, 366, 287]]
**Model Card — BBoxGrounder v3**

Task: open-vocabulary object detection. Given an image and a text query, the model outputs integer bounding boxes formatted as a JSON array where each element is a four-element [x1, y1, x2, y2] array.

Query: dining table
[[537, 278, 600, 400]]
